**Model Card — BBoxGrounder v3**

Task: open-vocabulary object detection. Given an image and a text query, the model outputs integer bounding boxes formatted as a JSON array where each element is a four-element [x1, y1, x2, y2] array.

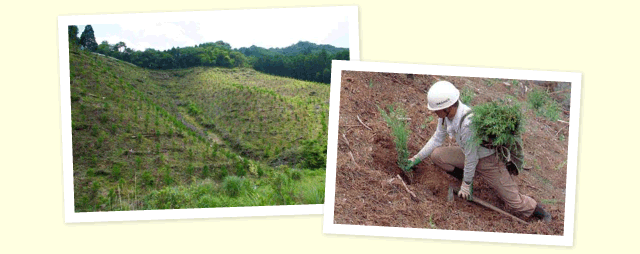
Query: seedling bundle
[[470, 101, 525, 173]]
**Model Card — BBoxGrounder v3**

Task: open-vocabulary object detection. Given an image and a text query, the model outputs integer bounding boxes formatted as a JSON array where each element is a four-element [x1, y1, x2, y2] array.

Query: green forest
[[68, 25, 337, 212], [69, 25, 349, 84]]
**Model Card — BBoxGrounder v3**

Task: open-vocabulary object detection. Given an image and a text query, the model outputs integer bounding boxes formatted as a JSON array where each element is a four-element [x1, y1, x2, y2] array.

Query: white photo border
[[58, 6, 360, 223], [323, 60, 581, 246]]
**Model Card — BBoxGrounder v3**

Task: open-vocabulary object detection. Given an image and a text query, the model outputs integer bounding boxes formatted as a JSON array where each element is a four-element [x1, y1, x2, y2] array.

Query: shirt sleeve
[[460, 119, 480, 184], [413, 118, 447, 161]]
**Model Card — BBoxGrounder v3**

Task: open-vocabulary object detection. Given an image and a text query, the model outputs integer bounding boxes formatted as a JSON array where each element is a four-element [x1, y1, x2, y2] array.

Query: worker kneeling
[[406, 81, 551, 222]]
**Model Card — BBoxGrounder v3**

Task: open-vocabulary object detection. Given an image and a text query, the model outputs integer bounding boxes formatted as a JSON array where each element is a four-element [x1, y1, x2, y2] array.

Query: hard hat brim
[[427, 99, 458, 111]]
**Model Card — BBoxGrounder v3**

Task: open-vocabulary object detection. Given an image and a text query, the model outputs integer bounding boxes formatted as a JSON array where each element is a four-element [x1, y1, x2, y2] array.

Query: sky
[[75, 7, 351, 52]]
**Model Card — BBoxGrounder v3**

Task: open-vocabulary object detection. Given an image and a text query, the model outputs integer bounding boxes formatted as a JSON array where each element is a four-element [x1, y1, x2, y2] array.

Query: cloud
[[86, 7, 351, 51]]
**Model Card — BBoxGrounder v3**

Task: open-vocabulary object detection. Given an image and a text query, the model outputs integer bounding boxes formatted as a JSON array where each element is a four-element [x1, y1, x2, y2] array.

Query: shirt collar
[[445, 101, 471, 131]]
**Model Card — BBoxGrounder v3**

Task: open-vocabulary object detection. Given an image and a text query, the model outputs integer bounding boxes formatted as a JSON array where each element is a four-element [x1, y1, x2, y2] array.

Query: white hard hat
[[427, 81, 460, 111]]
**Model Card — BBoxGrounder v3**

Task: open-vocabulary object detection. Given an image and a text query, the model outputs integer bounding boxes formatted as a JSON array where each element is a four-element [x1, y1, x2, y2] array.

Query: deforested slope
[[69, 49, 326, 212]]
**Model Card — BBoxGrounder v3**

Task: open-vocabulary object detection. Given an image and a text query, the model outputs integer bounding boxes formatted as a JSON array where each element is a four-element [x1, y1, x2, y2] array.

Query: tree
[[68, 25, 79, 47], [96, 41, 110, 55], [80, 25, 98, 51], [334, 49, 349, 60], [114, 42, 126, 53]]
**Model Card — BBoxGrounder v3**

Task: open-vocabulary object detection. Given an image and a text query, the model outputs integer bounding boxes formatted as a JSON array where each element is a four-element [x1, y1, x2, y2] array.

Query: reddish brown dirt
[[333, 71, 569, 235]]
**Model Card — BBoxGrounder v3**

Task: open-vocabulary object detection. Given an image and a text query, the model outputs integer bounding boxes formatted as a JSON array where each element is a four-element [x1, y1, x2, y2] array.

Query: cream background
[[2, 0, 638, 252]]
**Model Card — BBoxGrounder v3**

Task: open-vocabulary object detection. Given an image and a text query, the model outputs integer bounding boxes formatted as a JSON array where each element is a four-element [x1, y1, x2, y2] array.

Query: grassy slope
[[176, 67, 329, 164], [69, 49, 326, 212]]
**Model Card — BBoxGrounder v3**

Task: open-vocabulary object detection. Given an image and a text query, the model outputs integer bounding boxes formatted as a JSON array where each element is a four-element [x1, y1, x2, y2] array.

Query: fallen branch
[[555, 124, 568, 136], [416, 133, 427, 142], [349, 151, 359, 168], [342, 133, 359, 168], [356, 115, 372, 130], [396, 175, 417, 200], [557, 119, 569, 124], [341, 133, 351, 148]]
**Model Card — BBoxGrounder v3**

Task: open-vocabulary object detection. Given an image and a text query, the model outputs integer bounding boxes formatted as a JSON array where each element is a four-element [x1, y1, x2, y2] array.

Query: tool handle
[[449, 185, 528, 224]]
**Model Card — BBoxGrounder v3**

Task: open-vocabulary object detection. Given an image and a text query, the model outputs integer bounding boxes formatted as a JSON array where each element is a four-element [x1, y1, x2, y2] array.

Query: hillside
[[333, 72, 570, 235], [69, 49, 327, 212]]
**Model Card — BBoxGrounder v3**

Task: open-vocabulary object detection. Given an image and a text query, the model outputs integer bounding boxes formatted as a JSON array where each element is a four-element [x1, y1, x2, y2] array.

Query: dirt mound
[[333, 71, 568, 234]]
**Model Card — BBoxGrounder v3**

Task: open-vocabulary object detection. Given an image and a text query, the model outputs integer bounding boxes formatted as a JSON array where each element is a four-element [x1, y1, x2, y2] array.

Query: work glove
[[458, 181, 473, 201], [404, 157, 421, 171]]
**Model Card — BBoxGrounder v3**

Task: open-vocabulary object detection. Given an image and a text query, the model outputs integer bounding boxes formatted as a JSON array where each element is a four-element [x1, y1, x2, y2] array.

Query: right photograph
[[324, 61, 580, 245]]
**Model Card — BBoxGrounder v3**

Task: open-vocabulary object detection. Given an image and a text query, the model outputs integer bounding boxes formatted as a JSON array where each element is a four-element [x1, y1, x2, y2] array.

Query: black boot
[[532, 204, 552, 223], [446, 167, 464, 181]]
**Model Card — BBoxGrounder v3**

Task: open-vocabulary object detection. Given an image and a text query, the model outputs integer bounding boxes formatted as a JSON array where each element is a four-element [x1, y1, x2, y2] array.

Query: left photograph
[[59, 6, 359, 222]]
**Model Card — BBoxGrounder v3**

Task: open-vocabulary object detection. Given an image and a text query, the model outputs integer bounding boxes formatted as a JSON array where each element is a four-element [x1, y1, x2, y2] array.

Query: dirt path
[[333, 71, 568, 235]]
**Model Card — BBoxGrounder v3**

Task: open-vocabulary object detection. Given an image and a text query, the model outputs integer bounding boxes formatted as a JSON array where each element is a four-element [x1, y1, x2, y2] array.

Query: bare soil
[[333, 71, 569, 235]]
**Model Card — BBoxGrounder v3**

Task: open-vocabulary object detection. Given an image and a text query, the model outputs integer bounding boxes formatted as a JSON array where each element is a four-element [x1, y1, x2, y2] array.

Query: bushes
[[300, 139, 327, 169], [378, 104, 411, 171], [216, 166, 229, 180], [460, 87, 476, 105], [222, 176, 246, 197], [527, 88, 560, 121], [542, 99, 560, 121], [290, 169, 302, 180], [202, 165, 210, 178], [235, 159, 248, 177], [111, 164, 121, 179], [527, 88, 547, 111], [144, 187, 191, 210], [141, 171, 154, 187], [187, 102, 202, 116], [271, 172, 294, 205]]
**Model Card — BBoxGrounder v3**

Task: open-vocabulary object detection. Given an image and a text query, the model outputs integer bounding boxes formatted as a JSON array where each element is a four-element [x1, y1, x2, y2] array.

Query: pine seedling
[[378, 104, 411, 171]]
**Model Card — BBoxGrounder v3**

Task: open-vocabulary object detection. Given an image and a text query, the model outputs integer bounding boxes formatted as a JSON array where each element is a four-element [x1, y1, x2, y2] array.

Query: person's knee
[[430, 148, 444, 166], [430, 148, 454, 172]]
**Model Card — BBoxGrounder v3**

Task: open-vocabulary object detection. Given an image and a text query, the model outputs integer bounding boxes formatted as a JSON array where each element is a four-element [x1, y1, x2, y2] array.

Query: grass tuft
[[223, 175, 245, 197]]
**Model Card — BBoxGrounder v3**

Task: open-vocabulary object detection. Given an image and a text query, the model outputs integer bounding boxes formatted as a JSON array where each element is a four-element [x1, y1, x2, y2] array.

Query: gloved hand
[[458, 181, 473, 200], [404, 157, 421, 171]]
